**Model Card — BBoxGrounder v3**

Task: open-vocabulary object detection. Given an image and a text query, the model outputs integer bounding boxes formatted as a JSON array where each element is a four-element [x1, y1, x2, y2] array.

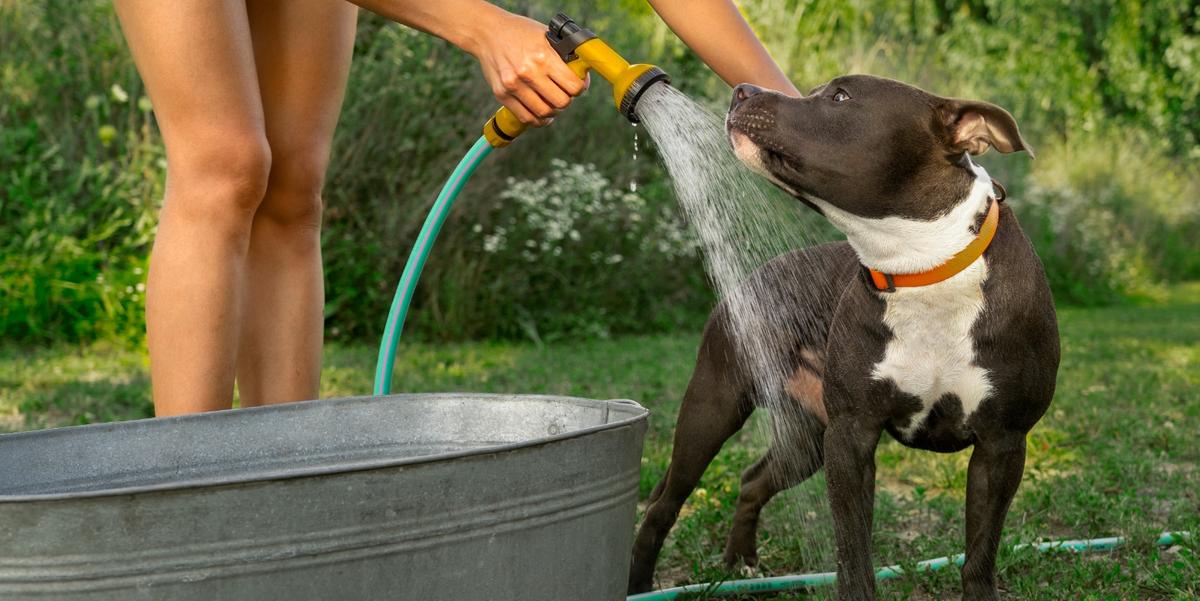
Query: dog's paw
[[723, 541, 760, 571], [738, 563, 763, 579]]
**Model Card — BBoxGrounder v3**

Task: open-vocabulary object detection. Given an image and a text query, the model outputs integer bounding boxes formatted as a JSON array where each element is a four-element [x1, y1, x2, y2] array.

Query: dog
[[628, 75, 1059, 600]]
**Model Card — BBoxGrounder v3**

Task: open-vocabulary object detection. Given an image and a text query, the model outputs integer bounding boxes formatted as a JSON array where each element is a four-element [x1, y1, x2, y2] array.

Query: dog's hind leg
[[628, 318, 752, 594], [724, 406, 825, 569]]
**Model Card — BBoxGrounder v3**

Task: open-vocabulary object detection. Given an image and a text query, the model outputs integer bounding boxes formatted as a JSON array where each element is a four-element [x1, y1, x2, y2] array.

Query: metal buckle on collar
[[865, 266, 897, 293], [991, 178, 1007, 202]]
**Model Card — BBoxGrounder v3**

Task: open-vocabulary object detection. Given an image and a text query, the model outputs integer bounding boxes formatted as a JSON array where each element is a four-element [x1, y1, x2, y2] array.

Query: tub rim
[[0, 392, 648, 503]]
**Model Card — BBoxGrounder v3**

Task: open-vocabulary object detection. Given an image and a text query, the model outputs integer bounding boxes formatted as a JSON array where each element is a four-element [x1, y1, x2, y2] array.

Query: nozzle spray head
[[545, 13, 670, 123], [483, 12, 671, 147], [616, 65, 669, 123]]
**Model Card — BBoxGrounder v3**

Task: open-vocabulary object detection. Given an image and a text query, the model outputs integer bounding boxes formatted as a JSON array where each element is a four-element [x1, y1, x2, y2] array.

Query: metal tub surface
[[0, 393, 649, 600]]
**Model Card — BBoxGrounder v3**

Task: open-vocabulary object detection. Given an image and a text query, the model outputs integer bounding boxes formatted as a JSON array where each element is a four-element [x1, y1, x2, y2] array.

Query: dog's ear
[[938, 99, 1034, 158]]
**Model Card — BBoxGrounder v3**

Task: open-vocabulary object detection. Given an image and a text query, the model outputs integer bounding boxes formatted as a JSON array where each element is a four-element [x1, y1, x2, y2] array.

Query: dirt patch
[[0, 410, 23, 433], [1158, 461, 1196, 478]]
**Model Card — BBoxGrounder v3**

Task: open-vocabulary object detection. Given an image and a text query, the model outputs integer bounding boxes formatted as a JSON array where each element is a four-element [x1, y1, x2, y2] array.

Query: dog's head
[[726, 75, 1031, 220]]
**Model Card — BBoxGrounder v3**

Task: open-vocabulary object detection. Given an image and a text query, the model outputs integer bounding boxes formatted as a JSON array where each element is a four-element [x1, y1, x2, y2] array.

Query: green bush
[[1014, 131, 1200, 304], [457, 159, 705, 341], [1, 1, 160, 343], [3, 0, 1198, 346]]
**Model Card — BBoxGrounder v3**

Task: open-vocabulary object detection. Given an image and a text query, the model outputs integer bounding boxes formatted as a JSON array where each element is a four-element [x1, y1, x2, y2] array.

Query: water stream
[[630, 123, 640, 193], [636, 83, 840, 584]]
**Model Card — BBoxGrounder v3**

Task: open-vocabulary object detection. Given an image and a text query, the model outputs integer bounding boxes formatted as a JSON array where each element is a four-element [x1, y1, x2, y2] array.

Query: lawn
[[1, 284, 1197, 599]]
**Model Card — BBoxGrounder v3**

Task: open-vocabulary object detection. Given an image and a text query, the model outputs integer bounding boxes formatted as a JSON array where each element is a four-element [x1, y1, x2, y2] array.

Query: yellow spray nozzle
[[483, 12, 670, 148], [572, 39, 669, 119]]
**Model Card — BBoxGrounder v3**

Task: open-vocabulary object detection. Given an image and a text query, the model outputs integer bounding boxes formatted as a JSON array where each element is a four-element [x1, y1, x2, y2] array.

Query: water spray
[[374, 13, 670, 394]]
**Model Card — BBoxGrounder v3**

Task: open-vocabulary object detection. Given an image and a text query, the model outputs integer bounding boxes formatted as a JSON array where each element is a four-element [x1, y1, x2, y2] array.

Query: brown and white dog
[[629, 75, 1059, 600]]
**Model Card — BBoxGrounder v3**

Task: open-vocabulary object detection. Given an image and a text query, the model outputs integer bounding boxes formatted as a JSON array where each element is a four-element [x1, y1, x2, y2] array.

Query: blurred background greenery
[[2, 0, 1198, 347]]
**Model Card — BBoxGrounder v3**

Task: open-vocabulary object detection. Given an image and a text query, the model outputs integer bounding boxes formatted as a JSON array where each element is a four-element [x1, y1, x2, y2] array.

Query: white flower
[[483, 234, 504, 253], [110, 83, 129, 103]]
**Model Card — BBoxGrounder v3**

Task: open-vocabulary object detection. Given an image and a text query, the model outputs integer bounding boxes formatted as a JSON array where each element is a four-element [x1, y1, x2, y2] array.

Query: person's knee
[[167, 131, 273, 225], [257, 146, 330, 232]]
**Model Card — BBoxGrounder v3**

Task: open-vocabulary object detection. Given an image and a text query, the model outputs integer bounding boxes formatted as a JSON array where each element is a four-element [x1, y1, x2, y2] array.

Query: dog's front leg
[[824, 416, 883, 600], [962, 433, 1027, 601]]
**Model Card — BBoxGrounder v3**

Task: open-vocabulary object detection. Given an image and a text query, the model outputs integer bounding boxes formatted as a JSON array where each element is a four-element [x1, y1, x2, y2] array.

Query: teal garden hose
[[373, 135, 492, 395], [626, 531, 1192, 600]]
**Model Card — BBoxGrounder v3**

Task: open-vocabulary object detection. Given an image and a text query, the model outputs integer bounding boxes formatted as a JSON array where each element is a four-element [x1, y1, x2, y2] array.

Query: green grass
[[2, 284, 1197, 599]]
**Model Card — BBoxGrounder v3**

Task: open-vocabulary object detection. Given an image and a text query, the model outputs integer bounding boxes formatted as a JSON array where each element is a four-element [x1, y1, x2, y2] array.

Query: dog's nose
[[730, 83, 764, 111]]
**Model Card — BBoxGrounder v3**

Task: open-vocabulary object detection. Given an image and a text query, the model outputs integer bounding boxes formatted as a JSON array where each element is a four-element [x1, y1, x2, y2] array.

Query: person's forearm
[[647, 0, 800, 96], [347, 0, 503, 57], [348, 0, 586, 127]]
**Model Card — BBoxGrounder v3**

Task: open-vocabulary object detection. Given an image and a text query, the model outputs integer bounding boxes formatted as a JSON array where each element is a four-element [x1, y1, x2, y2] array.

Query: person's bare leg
[[114, 0, 269, 416], [236, 0, 358, 406]]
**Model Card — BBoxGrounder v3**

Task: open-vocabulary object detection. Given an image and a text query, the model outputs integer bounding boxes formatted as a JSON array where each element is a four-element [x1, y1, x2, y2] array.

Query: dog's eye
[[832, 89, 851, 102]]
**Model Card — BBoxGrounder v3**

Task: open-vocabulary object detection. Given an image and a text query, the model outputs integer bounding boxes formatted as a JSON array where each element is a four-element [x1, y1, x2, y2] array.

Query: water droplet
[[630, 122, 640, 192], [633, 125, 640, 156]]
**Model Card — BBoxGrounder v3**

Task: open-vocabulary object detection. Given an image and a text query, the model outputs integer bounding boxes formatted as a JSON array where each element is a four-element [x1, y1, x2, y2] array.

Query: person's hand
[[469, 9, 588, 126]]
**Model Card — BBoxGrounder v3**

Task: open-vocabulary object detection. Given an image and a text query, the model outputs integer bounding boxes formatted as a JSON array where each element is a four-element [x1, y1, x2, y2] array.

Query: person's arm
[[647, 0, 801, 96], [351, 0, 586, 126]]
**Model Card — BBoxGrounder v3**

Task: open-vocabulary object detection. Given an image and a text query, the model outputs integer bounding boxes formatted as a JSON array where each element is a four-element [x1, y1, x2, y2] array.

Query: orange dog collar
[[868, 195, 1000, 292]]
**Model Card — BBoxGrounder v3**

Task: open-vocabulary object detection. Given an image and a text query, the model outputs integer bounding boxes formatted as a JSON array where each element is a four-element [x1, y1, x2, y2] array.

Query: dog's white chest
[[871, 259, 992, 438]]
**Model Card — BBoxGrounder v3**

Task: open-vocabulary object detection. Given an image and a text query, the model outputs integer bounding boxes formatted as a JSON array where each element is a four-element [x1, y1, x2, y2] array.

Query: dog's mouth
[[727, 108, 802, 163], [726, 119, 803, 185]]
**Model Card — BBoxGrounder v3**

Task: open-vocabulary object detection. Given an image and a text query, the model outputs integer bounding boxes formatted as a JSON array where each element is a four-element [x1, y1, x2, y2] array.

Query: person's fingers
[[495, 94, 541, 127], [514, 53, 572, 112], [510, 86, 555, 125], [493, 68, 554, 125], [547, 60, 587, 97], [527, 74, 573, 111], [490, 77, 543, 126]]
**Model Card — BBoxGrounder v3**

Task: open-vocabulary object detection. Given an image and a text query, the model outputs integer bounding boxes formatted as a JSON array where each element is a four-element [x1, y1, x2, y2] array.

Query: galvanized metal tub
[[0, 393, 648, 600]]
